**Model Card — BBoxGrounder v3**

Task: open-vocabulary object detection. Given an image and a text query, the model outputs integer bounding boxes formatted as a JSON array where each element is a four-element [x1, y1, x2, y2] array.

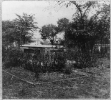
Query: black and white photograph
[[2, 0, 110, 99]]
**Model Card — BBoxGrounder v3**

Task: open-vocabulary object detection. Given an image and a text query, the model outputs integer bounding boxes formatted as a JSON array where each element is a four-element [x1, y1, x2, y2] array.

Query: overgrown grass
[[2, 57, 110, 99]]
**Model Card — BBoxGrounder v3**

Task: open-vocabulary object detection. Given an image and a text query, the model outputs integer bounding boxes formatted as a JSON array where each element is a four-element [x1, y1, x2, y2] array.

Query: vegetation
[[56, 1, 110, 67], [2, 1, 110, 99], [3, 57, 110, 98], [2, 13, 38, 49], [3, 48, 24, 68], [40, 24, 58, 45], [2, 1, 110, 71], [38, 1, 110, 69]]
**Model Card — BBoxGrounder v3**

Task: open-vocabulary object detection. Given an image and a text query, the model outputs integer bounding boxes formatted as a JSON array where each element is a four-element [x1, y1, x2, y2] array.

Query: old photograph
[[2, 0, 110, 99]]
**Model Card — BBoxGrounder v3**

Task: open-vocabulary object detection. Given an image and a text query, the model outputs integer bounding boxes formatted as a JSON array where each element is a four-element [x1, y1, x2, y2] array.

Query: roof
[[21, 44, 63, 48]]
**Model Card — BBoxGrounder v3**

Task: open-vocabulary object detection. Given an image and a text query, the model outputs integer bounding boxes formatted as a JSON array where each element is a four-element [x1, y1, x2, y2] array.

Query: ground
[[3, 57, 110, 99]]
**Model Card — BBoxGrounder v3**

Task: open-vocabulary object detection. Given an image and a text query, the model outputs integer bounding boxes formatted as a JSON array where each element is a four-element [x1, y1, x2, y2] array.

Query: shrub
[[3, 48, 24, 69], [65, 48, 98, 69], [50, 52, 66, 72]]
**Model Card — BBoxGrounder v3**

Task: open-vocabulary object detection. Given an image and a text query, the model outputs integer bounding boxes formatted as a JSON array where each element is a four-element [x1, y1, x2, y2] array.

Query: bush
[[3, 48, 24, 69], [3, 48, 66, 78], [65, 48, 98, 69]]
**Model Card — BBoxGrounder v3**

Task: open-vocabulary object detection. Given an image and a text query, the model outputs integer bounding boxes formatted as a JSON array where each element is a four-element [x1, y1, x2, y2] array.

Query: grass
[[2, 57, 110, 99]]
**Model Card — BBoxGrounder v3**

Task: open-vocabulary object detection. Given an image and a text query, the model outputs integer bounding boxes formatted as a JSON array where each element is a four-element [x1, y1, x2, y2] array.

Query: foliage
[[2, 13, 38, 49], [57, 18, 69, 31], [40, 24, 58, 45], [3, 48, 24, 69], [96, 4, 110, 44], [14, 13, 38, 45], [2, 21, 15, 47], [57, 1, 110, 48], [3, 57, 110, 99], [56, 1, 110, 68], [3, 48, 66, 78]]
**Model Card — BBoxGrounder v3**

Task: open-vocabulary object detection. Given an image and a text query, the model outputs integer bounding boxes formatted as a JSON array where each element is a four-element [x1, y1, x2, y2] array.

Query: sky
[[2, 0, 110, 39], [2, 1, 76, 38]]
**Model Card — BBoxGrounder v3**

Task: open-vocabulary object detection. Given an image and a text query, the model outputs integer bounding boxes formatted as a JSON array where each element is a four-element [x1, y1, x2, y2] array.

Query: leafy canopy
[[40, 24, 58, 45], [2, 13, 38, 48], [57, 1, 110, 50]]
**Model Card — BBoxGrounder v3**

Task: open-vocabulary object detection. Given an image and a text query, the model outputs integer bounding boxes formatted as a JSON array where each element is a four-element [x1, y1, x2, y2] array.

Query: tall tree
[[2, 13, 38, 48], [57, 1, 110, 67], [14, 13, 38, 46], [57, 18, 69, 31], [40, 24, 58, 45], [57, 1, 110, 51], [57, 18, 69, 46], [96, 4, 110, 44]]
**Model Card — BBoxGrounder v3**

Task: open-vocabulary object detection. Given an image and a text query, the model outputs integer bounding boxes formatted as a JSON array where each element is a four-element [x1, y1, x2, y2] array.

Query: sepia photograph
[[2, 0, 110, 99]]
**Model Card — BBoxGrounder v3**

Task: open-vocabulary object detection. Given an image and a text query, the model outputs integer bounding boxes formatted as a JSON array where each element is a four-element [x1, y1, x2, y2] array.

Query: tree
[[40, 24, 58, 45], [96, 4, 110, 44], [58, 1, 97, 29], [2, 13, 38, 48], [2, 20, 15, 48], [57, 1, 110, 51], [57, 18, 69, 46], [13, 13, 38, 47], [57, 2, 97, 50], [57, 18, 69, 31], [57, 1, 110, 67]]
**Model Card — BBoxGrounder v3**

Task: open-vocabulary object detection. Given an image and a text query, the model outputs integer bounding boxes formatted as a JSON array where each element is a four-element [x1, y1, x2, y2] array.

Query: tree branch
[[70, 1, 83, 18]]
